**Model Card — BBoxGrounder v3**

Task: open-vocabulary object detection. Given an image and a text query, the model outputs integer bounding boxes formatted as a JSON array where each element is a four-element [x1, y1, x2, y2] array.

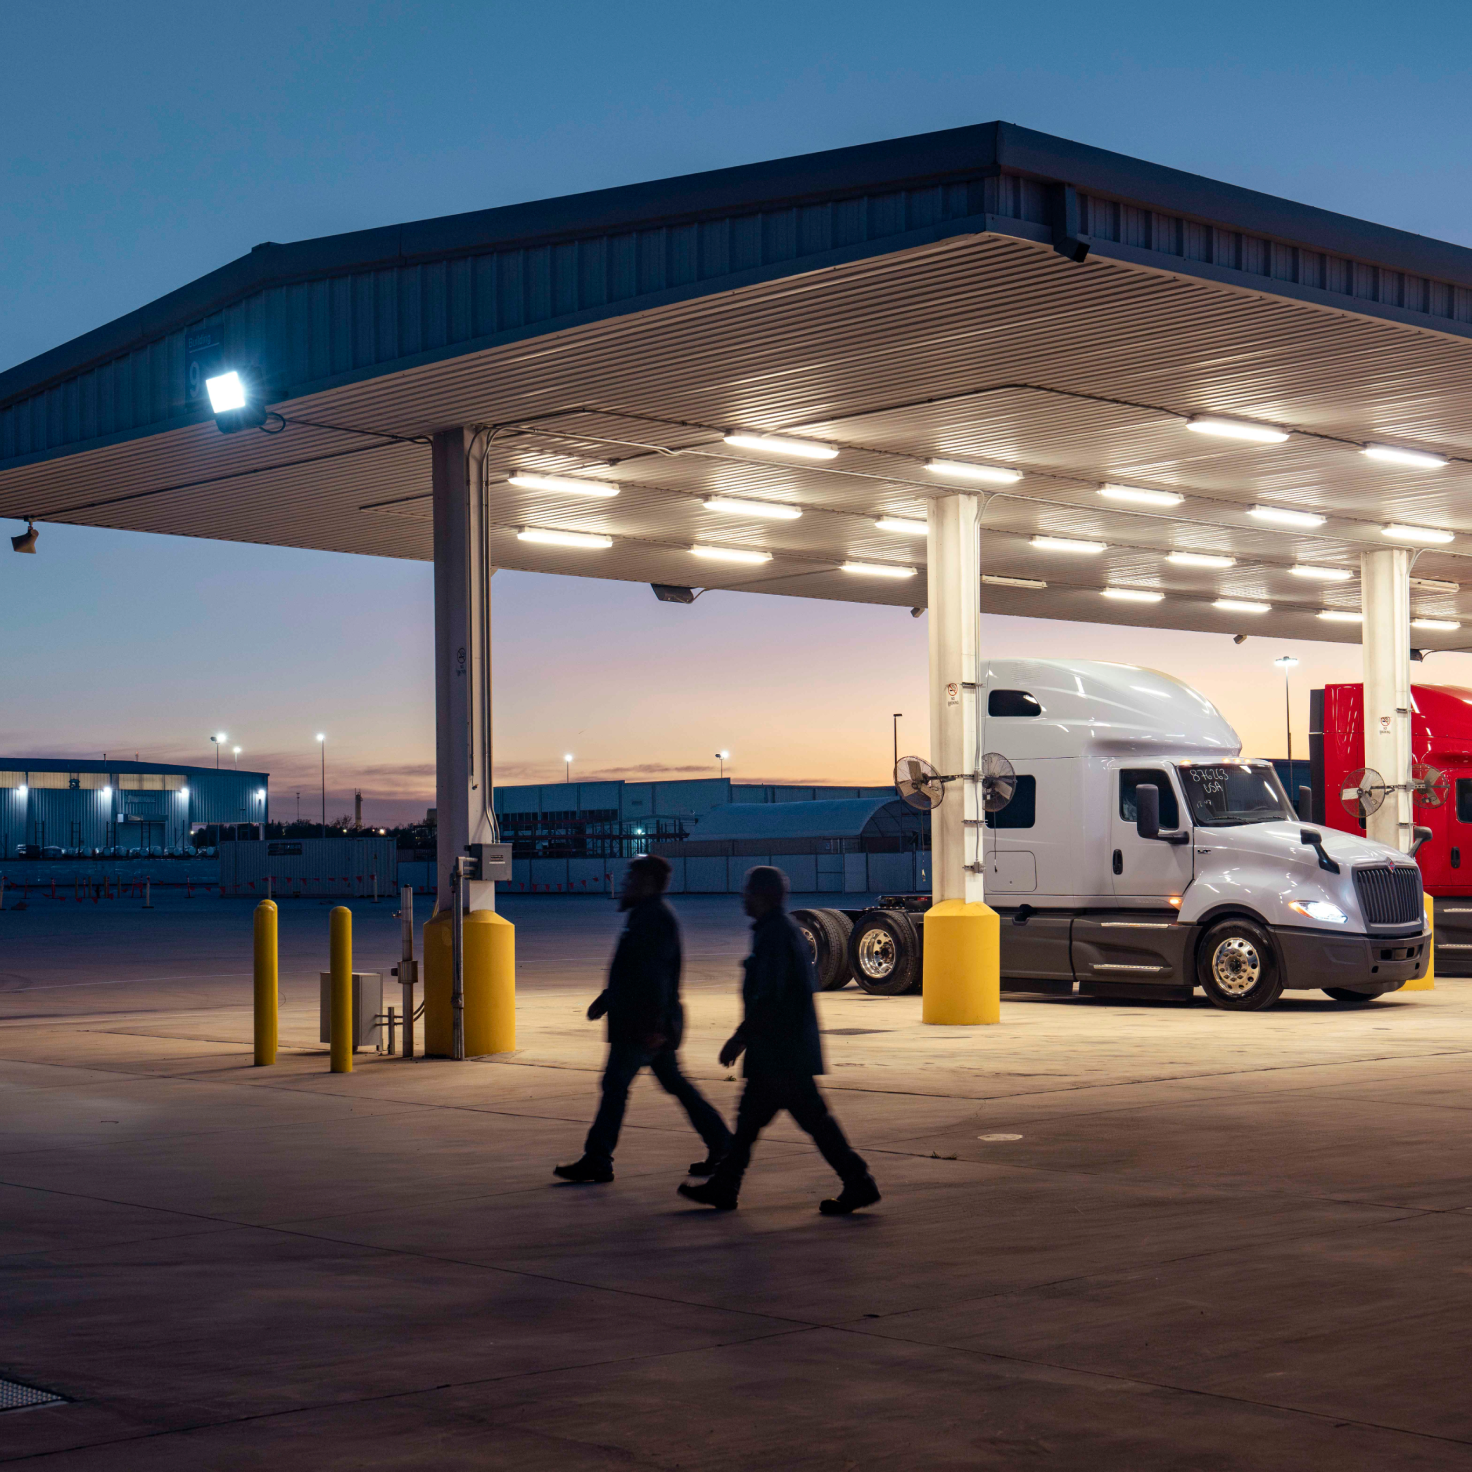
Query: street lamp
[[316, 734, 326, 838], [1273, 656, 1299, 773], [716, 750, 730, 779], [892, 713, 903, 772], [233, 745, 241, 768], [211, 732, 227, 768], [564, 753, 573, 783]]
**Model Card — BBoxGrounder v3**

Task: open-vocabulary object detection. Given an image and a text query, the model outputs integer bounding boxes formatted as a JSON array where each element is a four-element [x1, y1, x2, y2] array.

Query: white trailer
[[795, 659, 1430, 1011]]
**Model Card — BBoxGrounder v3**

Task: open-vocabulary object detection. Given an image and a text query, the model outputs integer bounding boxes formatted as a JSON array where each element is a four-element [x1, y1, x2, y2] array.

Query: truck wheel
[[848, 910, 921, 996], [1198, 918, 1284, 1011], [792, 908, 853, 991], [1322, 987, 1378, 1004]]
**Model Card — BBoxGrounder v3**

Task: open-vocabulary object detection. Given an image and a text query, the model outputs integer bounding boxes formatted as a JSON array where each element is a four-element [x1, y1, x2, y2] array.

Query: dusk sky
[[6, 2, 1472, 824]]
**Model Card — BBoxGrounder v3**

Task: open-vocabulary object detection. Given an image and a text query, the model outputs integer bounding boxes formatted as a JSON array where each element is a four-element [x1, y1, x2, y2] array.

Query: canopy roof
[[6, 121, 1472, 645]]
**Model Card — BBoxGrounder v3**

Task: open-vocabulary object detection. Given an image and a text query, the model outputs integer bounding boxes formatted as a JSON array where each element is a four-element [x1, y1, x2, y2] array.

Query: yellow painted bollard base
[[1403, 895, 1436, 991], [424, 908, 516, 1056], [922, 899, 1001, 1025], [253, 899, 278, 1066], [330, 905, 354, 1072]]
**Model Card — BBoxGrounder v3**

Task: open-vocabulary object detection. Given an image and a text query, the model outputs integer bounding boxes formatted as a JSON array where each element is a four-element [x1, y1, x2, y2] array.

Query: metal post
[[399, 885, 417, 1059], [253, 899, 278, 1066], [143, 879, 152, 909], [330, 905, 353, 1073], [1361, 547, 1413, 850], [927, 492, 985, 905], [386, 1004, 397, 1054], [450, 860, 466, 1061]]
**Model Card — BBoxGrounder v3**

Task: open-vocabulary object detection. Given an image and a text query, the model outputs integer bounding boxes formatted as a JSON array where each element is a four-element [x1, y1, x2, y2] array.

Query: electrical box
[[319, 971, 383, 1049], [465, 843, 513, 881]]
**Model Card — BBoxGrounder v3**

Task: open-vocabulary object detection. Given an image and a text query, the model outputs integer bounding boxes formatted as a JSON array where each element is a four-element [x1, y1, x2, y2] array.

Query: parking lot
[[2, 891, 1472, 1468]]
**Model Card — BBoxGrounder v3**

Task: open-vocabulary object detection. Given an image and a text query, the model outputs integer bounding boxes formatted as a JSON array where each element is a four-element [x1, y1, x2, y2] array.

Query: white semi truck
[[795, 659, 1430, 1011]]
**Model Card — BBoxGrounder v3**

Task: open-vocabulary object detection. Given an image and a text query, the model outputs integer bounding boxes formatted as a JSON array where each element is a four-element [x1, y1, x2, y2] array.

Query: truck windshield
[[1178, 763, 1295, 827]]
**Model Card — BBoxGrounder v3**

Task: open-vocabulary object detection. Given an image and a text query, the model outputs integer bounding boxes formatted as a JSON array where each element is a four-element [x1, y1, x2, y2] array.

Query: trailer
[[796, 659, 1429, 1011], [1312, 681, 1472, 973]]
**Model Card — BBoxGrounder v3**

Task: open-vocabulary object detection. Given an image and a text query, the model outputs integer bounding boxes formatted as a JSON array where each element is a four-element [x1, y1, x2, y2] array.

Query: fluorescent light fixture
[[723, 432, 837, 460], [518, 527, 613, 549], [1381, 523, 1454, 545], [925, 459, 1022, 485], [983, 574, 1046, 589], [1411, 576, 1459, 594], [874, 516, 928, 536], [1215, 598, 1270, 614], [1099, 484, 1183, 507], [1186, 415, 1289, 443], [1412, 617, 1461, 631], [507, 472, 619, 498], [841, 561, 916, 579], [690, 544, 772, 564], [1031, 535, 1106, 554], [1102, 587, 1164, 603], [1249, 505, 1326, 529], [1167, 551, 1236, 568], [1290, 564, 1353, 582], [704, 496, 802, 520], [1317, 610, 1363, 623], [205, 371, 247, 414], [1362, 443, 1448, 469]]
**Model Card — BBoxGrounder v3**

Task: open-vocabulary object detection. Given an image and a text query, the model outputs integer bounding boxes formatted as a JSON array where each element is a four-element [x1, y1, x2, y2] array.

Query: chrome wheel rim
[[857, 928, 897, 979], [1211, 936, 1261, 997], [797, 924, 820, 964]]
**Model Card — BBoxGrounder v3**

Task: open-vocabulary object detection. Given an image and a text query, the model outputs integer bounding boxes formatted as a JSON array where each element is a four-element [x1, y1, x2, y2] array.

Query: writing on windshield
[[1178, 763, 1294, 827]]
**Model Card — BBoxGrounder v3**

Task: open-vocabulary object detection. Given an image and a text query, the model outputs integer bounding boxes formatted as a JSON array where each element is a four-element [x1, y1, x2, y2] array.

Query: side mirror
[[1297, 785, 1314, 822], [1299, 827, 1341, 875], [1410, 825, 1433, 858], [1135, 784, 1161, 840]]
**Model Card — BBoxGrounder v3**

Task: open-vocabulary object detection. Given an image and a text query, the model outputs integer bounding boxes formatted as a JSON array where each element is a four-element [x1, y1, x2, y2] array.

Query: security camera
[[1232, 633, 1247, 645], [10, 520, 37, 554]]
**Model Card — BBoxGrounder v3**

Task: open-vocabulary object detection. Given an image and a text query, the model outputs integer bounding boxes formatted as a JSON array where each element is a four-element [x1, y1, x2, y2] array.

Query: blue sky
[[5, 1, 1472, 821]]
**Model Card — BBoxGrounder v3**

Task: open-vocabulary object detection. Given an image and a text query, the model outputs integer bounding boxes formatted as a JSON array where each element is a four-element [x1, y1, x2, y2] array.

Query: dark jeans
[[584, 1044, 732, 1168], [712, 1074, 868, 1195]]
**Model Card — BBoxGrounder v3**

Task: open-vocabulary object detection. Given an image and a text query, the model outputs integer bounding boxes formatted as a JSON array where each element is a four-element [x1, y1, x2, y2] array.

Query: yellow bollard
[[1404, 894, 1436, 991], [329, 905, 353, 1072], [922, 900, 1001, 1025], [424, 908, 516, 1056], [253, 899, 278, 1065]]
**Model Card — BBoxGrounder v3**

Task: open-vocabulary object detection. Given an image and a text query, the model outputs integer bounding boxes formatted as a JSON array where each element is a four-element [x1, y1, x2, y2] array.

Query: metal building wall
[[219, 837, 396, 896]]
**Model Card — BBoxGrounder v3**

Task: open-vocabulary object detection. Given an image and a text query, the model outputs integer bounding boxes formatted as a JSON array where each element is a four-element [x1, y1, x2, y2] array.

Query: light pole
[[564, 753, 573, 784], [316, 734, 326, 838], [716, 750, 729, 779], [211, 732, 227, 768], [1273, 656, 1299, 775], [892, 713, 903, 772], [233, 745, 241, 769]]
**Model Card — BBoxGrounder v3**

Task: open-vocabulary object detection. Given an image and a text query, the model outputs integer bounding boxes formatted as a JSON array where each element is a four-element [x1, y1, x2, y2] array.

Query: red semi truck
[[1311, 681, 1472, 971]]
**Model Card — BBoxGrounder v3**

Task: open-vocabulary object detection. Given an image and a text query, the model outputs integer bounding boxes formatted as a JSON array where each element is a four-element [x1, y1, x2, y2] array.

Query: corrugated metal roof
[[7, 124, 1472, 649], [692, 797, 908, 841]]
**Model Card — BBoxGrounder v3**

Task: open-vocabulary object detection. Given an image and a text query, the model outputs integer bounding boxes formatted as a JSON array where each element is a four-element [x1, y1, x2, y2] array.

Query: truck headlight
[[1289, 900, 1349, 924]]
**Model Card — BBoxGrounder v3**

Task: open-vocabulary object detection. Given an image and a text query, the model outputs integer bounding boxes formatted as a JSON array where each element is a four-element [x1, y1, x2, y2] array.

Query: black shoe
[[819, 1175, 880, 1215], [678, 1179, 738, 1211], [687, 1153, 726, 1177], [553, 1157, 613, 1183]]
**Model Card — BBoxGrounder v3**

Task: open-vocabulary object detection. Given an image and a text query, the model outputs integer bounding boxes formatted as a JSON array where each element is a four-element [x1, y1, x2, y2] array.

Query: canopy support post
[[1361, 546, 1413, 852]]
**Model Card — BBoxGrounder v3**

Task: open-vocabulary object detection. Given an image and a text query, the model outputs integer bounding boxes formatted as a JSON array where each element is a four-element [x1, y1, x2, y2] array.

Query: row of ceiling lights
[[501, 418, 1464, 605]]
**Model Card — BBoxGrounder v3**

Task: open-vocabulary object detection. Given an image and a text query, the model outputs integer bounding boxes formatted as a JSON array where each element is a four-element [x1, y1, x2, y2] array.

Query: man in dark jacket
[[678, 866, 880, 1215], [554, 855, 732, 1184]]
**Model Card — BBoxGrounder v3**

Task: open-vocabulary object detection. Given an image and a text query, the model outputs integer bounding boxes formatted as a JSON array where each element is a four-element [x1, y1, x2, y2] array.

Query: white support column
[[1361, 546, 1413, 851], [927, 492, 985, 905], [432, 428, 499, 913]]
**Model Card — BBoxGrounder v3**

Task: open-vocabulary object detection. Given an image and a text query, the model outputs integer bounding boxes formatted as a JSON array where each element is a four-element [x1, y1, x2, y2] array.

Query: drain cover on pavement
[[0, 1378, 64, 1412], [978, 1133, 1023, 1142]]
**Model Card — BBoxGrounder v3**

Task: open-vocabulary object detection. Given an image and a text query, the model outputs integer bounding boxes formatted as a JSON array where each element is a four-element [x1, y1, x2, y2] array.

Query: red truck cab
[[1312, 682, 1472, 969]]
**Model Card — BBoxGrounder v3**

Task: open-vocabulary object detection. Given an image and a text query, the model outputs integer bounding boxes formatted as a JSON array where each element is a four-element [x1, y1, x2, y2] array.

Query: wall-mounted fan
[[980, 752, 1017, 813], [895, 756, 945, 811], [1412, 763, 1450, 808], [1340, 767, 1389, 819]]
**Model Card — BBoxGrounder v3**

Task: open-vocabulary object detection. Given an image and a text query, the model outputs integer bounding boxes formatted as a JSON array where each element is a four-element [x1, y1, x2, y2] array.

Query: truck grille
[[1353, 865, 1424, 927]]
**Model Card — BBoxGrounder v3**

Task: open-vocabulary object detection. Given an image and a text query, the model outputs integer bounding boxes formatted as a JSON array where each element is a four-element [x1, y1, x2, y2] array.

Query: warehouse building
[[0, 759, 268, 856]]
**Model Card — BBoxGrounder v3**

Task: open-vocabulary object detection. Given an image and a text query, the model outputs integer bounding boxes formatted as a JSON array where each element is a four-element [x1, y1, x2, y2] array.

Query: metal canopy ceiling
[[7, 121, 1472, 646]]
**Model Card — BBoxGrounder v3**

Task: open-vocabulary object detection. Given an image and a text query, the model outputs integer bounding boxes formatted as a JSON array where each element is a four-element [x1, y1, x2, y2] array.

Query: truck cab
[[794, 659, 1429, 1011], [1313, 681, 1472, 972]]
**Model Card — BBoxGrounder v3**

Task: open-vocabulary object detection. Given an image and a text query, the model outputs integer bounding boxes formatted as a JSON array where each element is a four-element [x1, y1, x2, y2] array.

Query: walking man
[[679, 865, 880, 1215], [555, 854, 732, 1184]]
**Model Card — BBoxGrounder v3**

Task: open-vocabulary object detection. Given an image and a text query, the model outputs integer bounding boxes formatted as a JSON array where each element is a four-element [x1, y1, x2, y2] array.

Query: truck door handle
[[1112, 848, 1122, 875], [1453, 846, 1461, 870]]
